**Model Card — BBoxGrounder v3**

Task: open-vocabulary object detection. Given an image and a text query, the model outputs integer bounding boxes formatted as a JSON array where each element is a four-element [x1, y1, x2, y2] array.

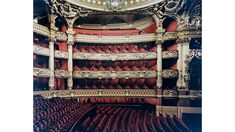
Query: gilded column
[[48, 14, 58, 90]]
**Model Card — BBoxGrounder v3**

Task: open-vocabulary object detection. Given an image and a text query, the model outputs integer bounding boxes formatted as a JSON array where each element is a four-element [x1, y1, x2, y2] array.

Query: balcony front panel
[[33, 22, 50, 37], [33, 45, 50, 56], [33, 89, 157, 98], [33, 68, 51, 77], [73, 70, 157, 79], [73, 52, 157, 61], [74, 33, 156, 44]]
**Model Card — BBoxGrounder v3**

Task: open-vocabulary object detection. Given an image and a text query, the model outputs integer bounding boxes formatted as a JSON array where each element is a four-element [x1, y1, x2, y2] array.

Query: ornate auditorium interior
[[33, 0, 202, 131]]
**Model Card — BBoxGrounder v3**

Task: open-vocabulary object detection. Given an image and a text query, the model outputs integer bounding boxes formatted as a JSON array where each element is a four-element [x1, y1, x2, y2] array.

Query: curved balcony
[[33, 68, 178, 79], [74, 33, 156, 44], [54, 50, 69, 59], [33, 45, 50, 56], [54, 69, 71, 78], [73, 70, 156, 79], [33, 22, 50, 37], [34, 45, 178, 60], [73, 52, 157, 61], [33, 68, 51, 77], [33, 89, 157, 98]]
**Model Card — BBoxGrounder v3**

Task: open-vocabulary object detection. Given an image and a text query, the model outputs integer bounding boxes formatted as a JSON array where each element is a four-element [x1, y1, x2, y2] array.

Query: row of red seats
[[72, 106, 192, 132], [73, 28, 139, 36], [74, 78, 157, 89], [33, 97, 94, 132], [73, 60, 157, 71], [73, 44, 157, 53]]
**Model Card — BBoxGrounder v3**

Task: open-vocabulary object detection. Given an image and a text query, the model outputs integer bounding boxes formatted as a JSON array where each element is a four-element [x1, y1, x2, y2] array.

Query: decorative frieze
[[33, 47, 179, 60], [162, 51, 178, 59], [73, 52, 157, 61], [162, 70, 178, 78], [54, 70, 70, 78], [33, 89, 202, 99], [73, 70, 157, 79], [72, 70, 177, 79], [185, 49, 202, 62], [74, 33, 156, 44], [163, 32, 177, 41], [189, 90, 202, 98], [33, 68, 51, 77], [33, 22, 50, 37], [55, 31, 68, 41], [162, 90, 179, 98], [54, 50, 69, 59], [33, 89, 157, 98], [33, 45, 50, 56]]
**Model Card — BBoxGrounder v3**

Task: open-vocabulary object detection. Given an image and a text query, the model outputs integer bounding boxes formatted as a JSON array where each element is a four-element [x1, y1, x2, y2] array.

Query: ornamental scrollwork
[[164, 0, 187, 15], [33, 22, 50, 37], [54, 50, 69, 59], [190, 90, 202, 98], [162, 70, 178, 78], [54, 70, 70, 78], [33, 45, 50, 56], [33, 89, 157, 98], [74, 33, 156, 44], [49, 0, 92, 18], [185, 49, 202, 64], [33, 68, 51, 77], [163, 90, 178, 97], [162, 51, 178, 59], [73, 52, 157, 61], [163, 32, 177, 41], [55, 31, 67, 41], [73, 70, 157, 79]]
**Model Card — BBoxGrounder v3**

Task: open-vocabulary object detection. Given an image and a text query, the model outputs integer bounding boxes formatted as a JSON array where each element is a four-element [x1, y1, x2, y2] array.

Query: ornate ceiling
[[64, 0, 164, 12], [35, 0, 201, 28]]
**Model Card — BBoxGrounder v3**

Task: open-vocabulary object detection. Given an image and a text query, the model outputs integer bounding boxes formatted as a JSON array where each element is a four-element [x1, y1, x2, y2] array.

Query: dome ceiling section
[[65, 0, 165, 12]]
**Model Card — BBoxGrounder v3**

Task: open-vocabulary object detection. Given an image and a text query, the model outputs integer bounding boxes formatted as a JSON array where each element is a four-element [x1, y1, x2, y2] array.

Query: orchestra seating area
[[33, 96, 192, 132], [33, 96, 95, 132]]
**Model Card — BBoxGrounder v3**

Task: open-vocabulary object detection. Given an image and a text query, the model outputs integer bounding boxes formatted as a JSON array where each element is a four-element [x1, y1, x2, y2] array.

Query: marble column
[[48, 14, 58, 90], [49, 40, 55, 90], [66, 26, 75, 90], [67, 41, 74, 90], [156, 41, 163, 89], [176, 38, 191, 90]]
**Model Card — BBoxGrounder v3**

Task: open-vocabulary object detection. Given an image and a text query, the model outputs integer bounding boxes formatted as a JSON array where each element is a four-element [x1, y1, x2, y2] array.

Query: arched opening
[[55, 16, 68, 32], [162, 17, 177, 32]]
